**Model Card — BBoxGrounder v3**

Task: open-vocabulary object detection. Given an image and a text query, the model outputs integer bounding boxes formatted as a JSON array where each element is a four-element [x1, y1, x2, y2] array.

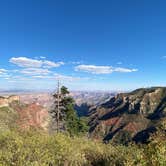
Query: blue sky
[[0, 0, 166, 91]]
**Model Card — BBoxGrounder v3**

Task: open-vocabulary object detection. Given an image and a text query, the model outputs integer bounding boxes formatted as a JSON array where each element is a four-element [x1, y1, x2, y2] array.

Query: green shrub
[[0, 128, 165, 166], [0, 106, 18, 131]]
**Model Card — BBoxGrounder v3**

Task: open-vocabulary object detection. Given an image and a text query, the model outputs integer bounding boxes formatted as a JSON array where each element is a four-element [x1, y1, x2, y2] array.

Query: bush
[[0, 106, 18, 131], [0, 128, 165, 166]]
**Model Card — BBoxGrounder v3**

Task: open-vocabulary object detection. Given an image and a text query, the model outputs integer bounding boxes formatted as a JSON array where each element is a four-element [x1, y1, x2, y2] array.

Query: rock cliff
[[89, 87, 166, 144]]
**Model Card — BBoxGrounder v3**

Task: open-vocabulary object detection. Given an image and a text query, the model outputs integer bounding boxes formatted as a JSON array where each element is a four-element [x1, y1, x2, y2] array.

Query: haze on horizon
[[0, 0, 166, 91]]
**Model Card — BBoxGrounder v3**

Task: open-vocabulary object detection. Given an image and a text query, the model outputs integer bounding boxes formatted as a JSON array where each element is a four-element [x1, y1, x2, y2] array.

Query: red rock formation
[[13, 103, 49, 130]]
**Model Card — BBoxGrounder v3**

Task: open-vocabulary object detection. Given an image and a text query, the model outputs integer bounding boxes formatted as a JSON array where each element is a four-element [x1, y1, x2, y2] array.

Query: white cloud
[[54, 73, 80, 81], [32, 75, 49, 79], [0, 68, 8, 74], [75, 65, 138, 74], [32, 75, 56, 79], [0, 69, 12, 80], [43, 60, 64, 68], [75, 65, 114, 74], [10, 57, 43, 68], [20, 68, 51, 75], [31, 73, 80, 82], [40, 56, 46, 59], [4, 77, 10, 80], [114, 67, 138, 73], [70, 61, 82, 65], [9, 57, 64, 68], [117, 62, 122, 65]]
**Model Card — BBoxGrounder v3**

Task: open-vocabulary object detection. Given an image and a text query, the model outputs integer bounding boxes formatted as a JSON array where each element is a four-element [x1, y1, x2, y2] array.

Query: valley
[[0, 87, 166, 144], [0, 87, 166, 165]]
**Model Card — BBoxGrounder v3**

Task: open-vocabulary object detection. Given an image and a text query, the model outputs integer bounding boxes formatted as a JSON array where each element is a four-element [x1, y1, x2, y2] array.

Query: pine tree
[[49, 83, 66, 132], [49, 84, 88, 135]]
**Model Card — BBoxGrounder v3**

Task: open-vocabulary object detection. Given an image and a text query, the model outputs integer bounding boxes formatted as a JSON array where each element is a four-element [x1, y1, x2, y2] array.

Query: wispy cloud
[[75, 65, 138, 74], [31, 74, 80, 82], [0, 69, 13, 81], [54, 73, 80, 81], [40, 56, 46, 59], [0, 56, 139, 90], [117, 62, 122, 65], [0, 68, 8, 74], [20, 68, 51, 75], [10, 57, 64, 68], [162, 56, 166, 59], [114, 67, 137, 72], [10, 57, 43, 68], [6, 57, 80, 85], [43, 60, 64, 68], [70, 61, 83, 65], [32, 75, 50, 79]]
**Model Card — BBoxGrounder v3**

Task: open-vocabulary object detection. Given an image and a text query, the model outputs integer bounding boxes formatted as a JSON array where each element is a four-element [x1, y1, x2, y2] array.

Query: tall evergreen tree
[[49, 85, 88, 135]]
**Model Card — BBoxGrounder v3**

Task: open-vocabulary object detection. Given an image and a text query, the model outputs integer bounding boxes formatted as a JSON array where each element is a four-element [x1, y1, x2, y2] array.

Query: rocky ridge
[[89, 87, 166, 143], [0, 95, 49, 131]]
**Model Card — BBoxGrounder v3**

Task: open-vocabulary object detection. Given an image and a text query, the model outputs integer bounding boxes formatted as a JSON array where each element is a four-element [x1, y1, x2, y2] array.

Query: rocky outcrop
[[89, 87, 166, 144], [11, 102, 49, 131], [0, 97, 8, 107], [0, 95, 20, 107], [8, 95, 20, 103], [0, 95, 49, 131]]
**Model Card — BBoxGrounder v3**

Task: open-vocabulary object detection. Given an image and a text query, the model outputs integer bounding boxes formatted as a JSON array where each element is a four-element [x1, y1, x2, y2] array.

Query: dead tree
[[49, 80, 65, 132]]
